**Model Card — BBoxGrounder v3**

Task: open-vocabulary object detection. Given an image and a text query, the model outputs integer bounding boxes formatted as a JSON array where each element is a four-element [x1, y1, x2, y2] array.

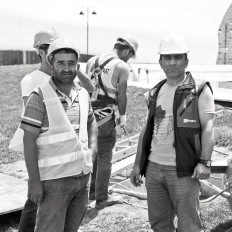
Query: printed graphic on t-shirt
[[154, 105, 174, 144]]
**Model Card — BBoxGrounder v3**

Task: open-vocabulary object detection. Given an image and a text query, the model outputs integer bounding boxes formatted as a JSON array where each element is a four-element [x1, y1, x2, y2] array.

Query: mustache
[[61, 71, 74, 75]]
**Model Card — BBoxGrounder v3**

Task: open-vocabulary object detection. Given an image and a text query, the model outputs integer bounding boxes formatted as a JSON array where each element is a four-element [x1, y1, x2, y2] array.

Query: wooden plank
[[115, 134, 139, 149], [111, 154, 135, 177], [111, 177, 146, 194], [0, 173, 27, 215], [112, 144, 137, 163]]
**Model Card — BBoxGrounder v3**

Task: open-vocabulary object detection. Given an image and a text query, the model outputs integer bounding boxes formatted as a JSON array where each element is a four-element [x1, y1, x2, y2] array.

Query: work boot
[[95, 194, 123, 210]]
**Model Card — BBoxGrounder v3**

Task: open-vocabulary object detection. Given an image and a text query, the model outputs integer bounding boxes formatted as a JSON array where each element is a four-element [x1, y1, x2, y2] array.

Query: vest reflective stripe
[[36, 130, 76, 145], [38, 151, 84, 167], [39, 160, 83, 181], [38, 83, 91, 181]]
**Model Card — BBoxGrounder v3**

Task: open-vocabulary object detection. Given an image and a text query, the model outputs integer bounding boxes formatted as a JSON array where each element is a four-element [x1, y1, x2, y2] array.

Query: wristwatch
[[199, 159, 212, 168]]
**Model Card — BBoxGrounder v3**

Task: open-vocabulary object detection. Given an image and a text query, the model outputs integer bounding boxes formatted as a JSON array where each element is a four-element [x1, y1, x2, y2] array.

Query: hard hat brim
[[158, 49, 189, 55]]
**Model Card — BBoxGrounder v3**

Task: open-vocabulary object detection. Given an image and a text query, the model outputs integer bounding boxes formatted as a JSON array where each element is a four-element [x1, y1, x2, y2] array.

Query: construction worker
[[8, 28, 94, 232], [19, 37, 97, 232], [86, 34, 138, 209], [130, 33, 215, 231]]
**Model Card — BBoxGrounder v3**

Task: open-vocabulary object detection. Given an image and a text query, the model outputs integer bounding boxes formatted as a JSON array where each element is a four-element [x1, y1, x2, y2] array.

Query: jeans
[[18, 199, 37, 232], [35, 174, 90, 232], [145, 161, 203, 232], [90, 119, 116, 201]]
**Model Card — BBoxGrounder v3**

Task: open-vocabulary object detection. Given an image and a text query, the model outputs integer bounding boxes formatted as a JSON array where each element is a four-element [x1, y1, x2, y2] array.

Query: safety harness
[[91, 55, 117, 127]]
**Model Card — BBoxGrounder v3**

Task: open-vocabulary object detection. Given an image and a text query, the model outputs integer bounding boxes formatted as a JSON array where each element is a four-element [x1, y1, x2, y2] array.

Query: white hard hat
[[46, 37, 80, 64], [158, 33, 189, 55], [116, 34, 138, 56], [33, 28, 61, 48]]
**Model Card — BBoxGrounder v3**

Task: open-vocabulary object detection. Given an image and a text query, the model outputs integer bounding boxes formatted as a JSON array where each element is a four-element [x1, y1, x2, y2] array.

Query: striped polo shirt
[[20, 78, 94, 135]]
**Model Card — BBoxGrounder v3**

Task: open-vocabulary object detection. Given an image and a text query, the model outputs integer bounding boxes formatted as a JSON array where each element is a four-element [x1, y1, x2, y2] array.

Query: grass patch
[[214, 110, 232, 149], [0, 64, 39, 164]]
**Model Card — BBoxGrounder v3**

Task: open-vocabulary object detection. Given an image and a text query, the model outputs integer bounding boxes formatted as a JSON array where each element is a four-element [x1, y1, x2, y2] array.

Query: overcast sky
[[0, 0, 231, 64]]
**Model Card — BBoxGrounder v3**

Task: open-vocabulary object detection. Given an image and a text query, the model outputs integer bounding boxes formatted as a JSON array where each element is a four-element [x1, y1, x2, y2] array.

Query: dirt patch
[[80, 194, 150, 232]]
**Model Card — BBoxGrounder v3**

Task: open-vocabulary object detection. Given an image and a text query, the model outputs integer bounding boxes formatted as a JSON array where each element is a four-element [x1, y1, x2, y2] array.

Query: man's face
[[120, 49, 134, 62], [159, 54, 188, 79], [51, 52, 77, 84]]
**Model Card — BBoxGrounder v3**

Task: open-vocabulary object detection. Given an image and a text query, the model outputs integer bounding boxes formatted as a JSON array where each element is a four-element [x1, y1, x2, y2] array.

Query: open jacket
[[140, 72, 213, 178]]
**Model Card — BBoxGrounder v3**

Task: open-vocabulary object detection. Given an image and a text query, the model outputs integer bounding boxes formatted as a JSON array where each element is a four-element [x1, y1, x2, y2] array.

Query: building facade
[[217, 3, 232, 65]]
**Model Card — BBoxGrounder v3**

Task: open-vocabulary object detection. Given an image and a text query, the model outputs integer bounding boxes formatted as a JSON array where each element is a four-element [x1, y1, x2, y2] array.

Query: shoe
[[95, 194, 123, 210]]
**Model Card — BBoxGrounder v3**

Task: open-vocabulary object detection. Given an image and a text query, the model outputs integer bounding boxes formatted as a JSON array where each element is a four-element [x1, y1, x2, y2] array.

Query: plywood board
[[0, 173, 27, 215]]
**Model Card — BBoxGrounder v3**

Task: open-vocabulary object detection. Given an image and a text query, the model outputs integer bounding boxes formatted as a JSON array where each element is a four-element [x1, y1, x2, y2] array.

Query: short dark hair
[[159, 53, 188, 61], [50, 48, 78, 64], [39, 44, 50, 53], [113, 43, 133, 54], [37, 44, 50, 61]]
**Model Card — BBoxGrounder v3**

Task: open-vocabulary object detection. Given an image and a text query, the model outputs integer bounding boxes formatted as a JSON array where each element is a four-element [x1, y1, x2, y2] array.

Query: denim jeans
[[35, 174, 90, 232], [90, 119, 116, 201], [145, 161, 203, 232], [18, 199, 37, 232]]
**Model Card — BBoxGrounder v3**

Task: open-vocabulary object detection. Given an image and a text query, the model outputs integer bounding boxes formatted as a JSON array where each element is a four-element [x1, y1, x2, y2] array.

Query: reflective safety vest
[[37, 83, 92, 181]]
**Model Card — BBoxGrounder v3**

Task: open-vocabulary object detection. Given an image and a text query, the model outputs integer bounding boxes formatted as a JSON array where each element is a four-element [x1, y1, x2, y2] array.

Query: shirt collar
[[49, 77, 81, 94]]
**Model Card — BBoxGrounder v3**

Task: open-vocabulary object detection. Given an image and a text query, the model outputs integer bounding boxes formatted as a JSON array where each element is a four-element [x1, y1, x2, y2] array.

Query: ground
[[1, 150, 232, 232], [80, 194, 150, 232]]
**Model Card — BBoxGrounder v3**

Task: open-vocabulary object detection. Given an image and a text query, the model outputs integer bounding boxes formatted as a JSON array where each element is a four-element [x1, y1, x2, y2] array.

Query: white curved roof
[[0, 0, 231, 64]]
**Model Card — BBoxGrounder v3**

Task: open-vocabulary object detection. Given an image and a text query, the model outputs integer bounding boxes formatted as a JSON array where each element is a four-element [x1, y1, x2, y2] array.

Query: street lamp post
[[80, 6, 96, 56]]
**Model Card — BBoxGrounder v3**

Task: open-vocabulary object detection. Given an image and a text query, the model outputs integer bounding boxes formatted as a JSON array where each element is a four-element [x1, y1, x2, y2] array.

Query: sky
[[0, 0, 231, 64]]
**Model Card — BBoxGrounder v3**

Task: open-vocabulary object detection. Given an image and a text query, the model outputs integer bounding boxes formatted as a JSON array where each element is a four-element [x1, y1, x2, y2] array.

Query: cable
[[200, 181, 232, 203]]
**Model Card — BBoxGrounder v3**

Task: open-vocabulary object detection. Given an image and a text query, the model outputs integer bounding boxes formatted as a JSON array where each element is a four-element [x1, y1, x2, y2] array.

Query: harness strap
[[93, 106, 114, 127], [97, 114, 112, 127], [91, 55, 116, 101], [94, 106, 114, 118]]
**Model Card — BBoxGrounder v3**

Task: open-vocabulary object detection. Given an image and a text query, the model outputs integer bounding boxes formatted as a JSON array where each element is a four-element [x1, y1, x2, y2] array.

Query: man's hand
[[28, 179, 43, 204], [191, 163, 210, 180], [130, 165, 143, 187], [118, 115, 126, 128]]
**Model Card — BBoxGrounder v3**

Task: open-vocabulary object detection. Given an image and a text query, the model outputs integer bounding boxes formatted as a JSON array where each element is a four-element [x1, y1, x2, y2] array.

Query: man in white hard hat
[[11, 28, 94, 232], [19, 37, 97, 232], [130, 33, 215, 231], [86, 34, 138, 209]]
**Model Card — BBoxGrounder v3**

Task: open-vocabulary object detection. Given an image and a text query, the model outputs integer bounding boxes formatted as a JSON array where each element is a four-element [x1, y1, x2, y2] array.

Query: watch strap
[[199, 159, 212, 167]]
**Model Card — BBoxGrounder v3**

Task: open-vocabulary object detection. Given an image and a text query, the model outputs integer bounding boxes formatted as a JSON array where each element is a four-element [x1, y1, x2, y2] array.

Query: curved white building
[[0, 0, 231, 65]]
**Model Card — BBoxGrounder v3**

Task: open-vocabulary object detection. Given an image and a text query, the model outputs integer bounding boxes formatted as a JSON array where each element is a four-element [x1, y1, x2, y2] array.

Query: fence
[[0, 50, 93, 66]]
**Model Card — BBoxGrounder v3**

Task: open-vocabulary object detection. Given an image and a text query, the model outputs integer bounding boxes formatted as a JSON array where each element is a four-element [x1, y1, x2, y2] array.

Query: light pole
[[80, 6, 96, 56]]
